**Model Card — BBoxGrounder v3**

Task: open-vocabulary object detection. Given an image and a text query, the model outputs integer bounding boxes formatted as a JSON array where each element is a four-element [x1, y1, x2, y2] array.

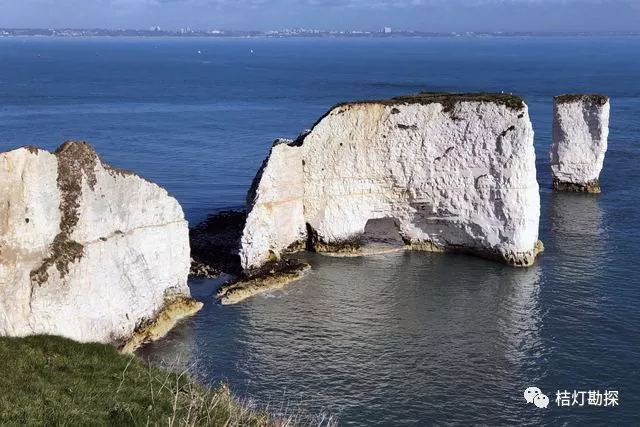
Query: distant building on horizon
[[383, 27, 392, 34]]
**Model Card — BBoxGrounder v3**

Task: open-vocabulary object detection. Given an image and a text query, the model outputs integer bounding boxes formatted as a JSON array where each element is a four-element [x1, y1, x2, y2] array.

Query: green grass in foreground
[[0, 335, 278, 426]]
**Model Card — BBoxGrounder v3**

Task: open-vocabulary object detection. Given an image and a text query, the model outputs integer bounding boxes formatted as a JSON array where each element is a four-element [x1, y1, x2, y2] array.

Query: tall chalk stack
[[550, 94, 610, 193]]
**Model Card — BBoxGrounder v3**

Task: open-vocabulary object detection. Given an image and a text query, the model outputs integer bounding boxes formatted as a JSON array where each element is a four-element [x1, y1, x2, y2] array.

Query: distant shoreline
[[1, 28, 639, 39]]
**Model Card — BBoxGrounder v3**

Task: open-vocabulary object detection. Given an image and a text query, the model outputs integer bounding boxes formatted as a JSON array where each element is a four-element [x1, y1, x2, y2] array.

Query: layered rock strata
[[0, 141, 201, 351], [240, 92, 543, 272], [550, 94, 610, 193]]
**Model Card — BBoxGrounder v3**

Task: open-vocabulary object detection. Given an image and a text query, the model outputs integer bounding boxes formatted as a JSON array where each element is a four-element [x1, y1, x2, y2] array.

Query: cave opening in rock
[[361, 218, 406, 250]]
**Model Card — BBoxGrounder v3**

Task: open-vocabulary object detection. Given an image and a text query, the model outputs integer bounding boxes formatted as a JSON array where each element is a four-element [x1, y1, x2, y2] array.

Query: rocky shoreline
[[552, 178, 602, 194], [188, 210, 312, 304], [216, 260, 311, 305], [189, 210, 245, 276], [187, 207, 546, 306], [120, 296, 203, 353]]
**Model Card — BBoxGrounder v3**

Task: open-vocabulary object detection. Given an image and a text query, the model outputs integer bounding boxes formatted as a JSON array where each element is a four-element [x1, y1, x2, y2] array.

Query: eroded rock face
[[240, 93, 542, 271], [550, 94, 610, 193], [241, 140, 307, 268], [0, 141, 201, 349]]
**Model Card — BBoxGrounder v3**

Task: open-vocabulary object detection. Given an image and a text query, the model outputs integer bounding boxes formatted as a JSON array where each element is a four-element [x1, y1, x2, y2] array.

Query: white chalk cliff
[[240, 93, 543, 271], [550, 94, 610, 193], [0, 141, 201, 350]]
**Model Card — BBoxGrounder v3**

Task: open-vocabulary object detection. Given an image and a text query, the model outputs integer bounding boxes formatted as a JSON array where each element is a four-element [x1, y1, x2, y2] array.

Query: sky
[[0, 0, 638, 32]]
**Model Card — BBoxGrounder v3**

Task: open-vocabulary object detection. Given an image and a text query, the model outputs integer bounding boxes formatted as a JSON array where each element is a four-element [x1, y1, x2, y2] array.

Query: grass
[[555, 94, 609, 105], [327, 91, 525, 112], [0, 335, 300, 426], [392, 91, 525, 112]]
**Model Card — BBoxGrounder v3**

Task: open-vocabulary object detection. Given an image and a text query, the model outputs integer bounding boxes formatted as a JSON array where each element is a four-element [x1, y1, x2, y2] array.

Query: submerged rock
[[240, 92, 543, 272], [0, 141, 202, 351], [550, 94, 610, 193]]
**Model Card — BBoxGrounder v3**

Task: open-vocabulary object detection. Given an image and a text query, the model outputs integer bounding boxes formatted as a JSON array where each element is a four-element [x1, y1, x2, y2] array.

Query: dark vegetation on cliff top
[[392, 92, 525, 111], [331, 92, 525, 112], [555, 94, 609, 105], [295, 92, 526, 145], [0, 335, 287, 426]]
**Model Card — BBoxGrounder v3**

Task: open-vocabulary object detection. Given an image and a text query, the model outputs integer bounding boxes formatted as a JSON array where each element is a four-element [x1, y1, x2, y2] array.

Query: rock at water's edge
[[550, 94, 610, 193], [189, 210, 246, 276], [240, 92, 542, 271], [216, 260, 311, 305], [0, 141, 202, 351]]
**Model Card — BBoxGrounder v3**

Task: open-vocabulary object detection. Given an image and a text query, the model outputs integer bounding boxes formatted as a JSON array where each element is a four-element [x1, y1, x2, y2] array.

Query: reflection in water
[[143, 251, 547, 426], [4, 36, 639, 425], [499, 267, 543, 368], [546, 193, 607, 329], [550, 194, 604, 236], [549, 193, 606, 281]]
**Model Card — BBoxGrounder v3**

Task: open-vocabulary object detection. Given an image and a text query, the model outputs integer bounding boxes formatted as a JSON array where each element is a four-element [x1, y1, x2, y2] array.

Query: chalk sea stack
[[0, 141, 201, 352], [240, 92, 543, 274], [550, 94, 610, 193]]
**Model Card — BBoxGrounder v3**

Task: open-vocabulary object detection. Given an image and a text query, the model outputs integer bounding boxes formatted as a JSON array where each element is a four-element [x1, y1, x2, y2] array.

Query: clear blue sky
[[0, 0, 638, 32]]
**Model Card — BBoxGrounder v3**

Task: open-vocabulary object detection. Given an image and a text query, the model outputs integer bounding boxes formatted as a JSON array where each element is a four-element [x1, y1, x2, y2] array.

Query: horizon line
[[1, 27, 639, 36]]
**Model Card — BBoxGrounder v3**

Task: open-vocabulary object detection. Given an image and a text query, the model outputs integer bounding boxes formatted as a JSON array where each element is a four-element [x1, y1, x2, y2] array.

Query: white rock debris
[[550, 94, 610, 193], [240, 93, 543, 271], [0, 141, 201, 349]]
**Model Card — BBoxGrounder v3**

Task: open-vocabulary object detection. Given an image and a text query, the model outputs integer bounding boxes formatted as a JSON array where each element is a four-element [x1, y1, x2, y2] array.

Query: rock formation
[[240, 93, 543, 272], [550, 94, 610, 193], [216, 260, 311, 305], [190, 210, 246, 276], [0, 141, 201, 351]]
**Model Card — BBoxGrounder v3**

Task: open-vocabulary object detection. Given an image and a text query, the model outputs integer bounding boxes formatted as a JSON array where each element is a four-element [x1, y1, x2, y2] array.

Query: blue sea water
[[1, 37, 639, 426]]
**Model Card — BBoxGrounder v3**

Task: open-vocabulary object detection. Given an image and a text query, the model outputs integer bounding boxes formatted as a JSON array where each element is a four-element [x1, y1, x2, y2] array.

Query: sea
[[1, 36, 639, 426]]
